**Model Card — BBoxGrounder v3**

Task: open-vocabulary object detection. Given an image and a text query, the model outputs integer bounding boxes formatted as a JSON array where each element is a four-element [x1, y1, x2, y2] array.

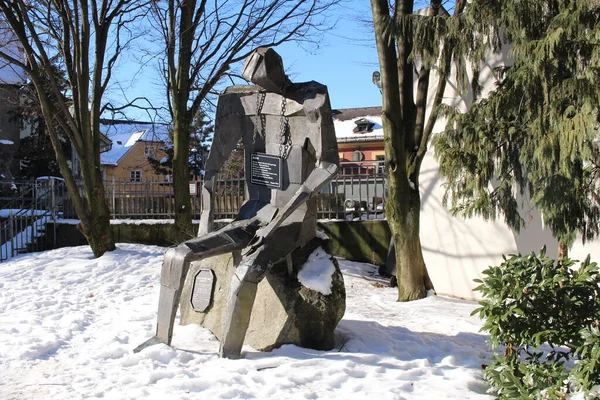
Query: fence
[[58, 172, 387, 221], [0, 163, 388, 261], [60, 177, 247, 220], [0, 179, 58, 262], [32, 161, 384, 221]]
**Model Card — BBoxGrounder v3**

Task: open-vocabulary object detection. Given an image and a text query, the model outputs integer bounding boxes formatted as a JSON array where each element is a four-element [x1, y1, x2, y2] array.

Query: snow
[[0, 209, 50, 218], [315, 230, 330, 241], [54, 218, 81, 225], [35, 176, 64, 181], [297, 246, 336, 295], [0, 244, 493, 399], [0, 139, 14, 145], [55, 218, 232, 226], [109, 218, 176, 225], [54, 218, 172, 226], [568, 386, 600, 399]]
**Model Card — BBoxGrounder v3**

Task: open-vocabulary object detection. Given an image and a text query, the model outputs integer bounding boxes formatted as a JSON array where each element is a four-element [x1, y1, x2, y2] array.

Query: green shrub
[[473, 248, 600, 399]]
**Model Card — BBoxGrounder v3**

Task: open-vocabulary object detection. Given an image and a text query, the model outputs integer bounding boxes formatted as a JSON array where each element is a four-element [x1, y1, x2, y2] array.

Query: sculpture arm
[[198, 170, 218, 236], [256, 160, 338, 240], [198, 92, 245, 236]]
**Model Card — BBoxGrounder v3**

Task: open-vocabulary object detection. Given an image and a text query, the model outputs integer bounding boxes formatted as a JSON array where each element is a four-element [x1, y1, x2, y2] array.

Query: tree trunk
[[172, 117, 194, 242], [83, 203, 115, 258], [78, 147, 116, 257], [372, 0, 435, 301], [387, 164, 434, 301], [557, 242, 568, 261], [83, 173, 115, 258], [36, 90, 115, 258], [48, 139, 114, 258]]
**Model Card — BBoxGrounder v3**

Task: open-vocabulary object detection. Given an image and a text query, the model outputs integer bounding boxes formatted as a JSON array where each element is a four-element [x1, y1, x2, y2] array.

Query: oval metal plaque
[[191, 269, 215, 312]]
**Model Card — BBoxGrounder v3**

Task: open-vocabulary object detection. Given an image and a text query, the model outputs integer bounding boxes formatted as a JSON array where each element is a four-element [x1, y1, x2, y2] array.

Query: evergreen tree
[[17, 133, 66, 179], [14, 63, 70, 179], [220, 140, 244, 180], [434, 0, 600, 259], [148, 112, 213, 179]]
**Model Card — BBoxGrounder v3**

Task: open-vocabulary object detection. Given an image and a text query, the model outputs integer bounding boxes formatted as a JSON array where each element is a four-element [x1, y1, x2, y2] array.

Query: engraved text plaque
[[191, 269, 215, 312], [250, 153, 282, 189]]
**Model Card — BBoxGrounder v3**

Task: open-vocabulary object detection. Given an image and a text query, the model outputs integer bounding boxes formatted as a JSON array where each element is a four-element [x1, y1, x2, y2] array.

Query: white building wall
[[415, 43, 599, 300]]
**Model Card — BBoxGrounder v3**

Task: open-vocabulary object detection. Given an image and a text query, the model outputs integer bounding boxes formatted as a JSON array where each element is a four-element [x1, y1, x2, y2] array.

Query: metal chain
[[253, 91, 266, 144], [278, 85, 291, 159], [251, 87, 290, 158]]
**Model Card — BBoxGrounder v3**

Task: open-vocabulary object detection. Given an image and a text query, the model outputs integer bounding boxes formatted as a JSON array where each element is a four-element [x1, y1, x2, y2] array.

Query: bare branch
[[0, 0, 152, 256]]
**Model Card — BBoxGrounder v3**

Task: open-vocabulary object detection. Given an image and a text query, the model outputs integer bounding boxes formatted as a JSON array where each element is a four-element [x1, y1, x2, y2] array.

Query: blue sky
[[111, 2, 382, 122], [274, 3, 381, 111]]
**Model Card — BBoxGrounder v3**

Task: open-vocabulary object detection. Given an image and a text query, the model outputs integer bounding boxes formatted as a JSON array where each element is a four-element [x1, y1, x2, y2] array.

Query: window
[[351, 150, 365, 162], [376, 155, 385, 173], [130, 170, 142, 182], [353, 118, 375, 133], [164, 174, 172, 183], [144, 144, 155, 158]]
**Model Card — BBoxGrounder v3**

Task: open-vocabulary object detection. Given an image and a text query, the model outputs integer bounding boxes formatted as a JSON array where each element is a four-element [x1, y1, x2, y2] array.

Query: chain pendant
[[278, 88, 291, 159], [253, 91, 266, 145]]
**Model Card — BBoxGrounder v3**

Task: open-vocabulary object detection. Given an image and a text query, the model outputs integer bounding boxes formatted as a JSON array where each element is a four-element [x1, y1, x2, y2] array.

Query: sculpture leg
[[134, 245, 193, 352], [134, 221, 259, 353], [219, 243, 290, 359]]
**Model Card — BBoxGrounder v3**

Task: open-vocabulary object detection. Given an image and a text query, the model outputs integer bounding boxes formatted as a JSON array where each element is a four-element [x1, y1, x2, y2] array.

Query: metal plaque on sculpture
[[191, 269, 215, 312], [250, 153, 282, 189]]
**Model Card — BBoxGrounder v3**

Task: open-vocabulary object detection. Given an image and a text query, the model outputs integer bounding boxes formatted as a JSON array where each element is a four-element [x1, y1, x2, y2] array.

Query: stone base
[[179, 236, 346, 352]]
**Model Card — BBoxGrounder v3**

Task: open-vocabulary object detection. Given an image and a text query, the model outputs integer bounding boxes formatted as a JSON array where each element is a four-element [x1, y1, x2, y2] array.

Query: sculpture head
[[242, 47, 291, 93]]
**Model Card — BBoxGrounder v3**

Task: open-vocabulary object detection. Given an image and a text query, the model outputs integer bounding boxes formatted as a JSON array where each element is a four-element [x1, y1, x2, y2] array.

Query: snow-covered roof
[[100, 121, 170, 166], [333, 107, 383, 143]]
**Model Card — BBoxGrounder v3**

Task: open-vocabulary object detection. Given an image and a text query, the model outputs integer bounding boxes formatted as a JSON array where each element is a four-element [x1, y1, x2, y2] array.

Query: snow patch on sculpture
[[298, 246, 335, 295]]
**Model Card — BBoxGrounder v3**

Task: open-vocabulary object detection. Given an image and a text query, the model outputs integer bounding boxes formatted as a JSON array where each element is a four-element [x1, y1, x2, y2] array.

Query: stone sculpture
[[178, 236, 346, 354], [134, 47, 339, 359]]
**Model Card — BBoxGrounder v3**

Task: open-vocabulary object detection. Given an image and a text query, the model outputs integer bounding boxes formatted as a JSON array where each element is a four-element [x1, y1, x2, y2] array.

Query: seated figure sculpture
[[134, 47, 339, 359]]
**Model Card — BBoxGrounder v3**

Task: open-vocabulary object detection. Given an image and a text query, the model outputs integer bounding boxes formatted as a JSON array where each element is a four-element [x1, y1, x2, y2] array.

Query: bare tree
[[150, 0, 339, 241], [0, 0, 149, 257]]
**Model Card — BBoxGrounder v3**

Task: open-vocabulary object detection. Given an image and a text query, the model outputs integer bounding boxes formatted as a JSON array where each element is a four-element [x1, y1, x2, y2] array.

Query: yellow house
[[100, 120, 171, 184]]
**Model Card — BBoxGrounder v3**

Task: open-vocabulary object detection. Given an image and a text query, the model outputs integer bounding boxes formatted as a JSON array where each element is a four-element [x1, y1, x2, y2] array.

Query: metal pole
[[112, 175, 116, 219], [50, 178, 56, 250], [8, 210, 14, 258]]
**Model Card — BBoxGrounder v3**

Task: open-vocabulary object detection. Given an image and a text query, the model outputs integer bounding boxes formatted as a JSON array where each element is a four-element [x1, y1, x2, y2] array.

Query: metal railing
[[58, 170, 388, 221], [0, 178, 59, 262], [60, 176, 247, 220], [0, 162, 388, 262]]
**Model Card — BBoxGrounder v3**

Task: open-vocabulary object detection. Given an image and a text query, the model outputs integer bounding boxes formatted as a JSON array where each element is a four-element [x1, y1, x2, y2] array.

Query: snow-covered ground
[[0, 244, 493, 399]]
